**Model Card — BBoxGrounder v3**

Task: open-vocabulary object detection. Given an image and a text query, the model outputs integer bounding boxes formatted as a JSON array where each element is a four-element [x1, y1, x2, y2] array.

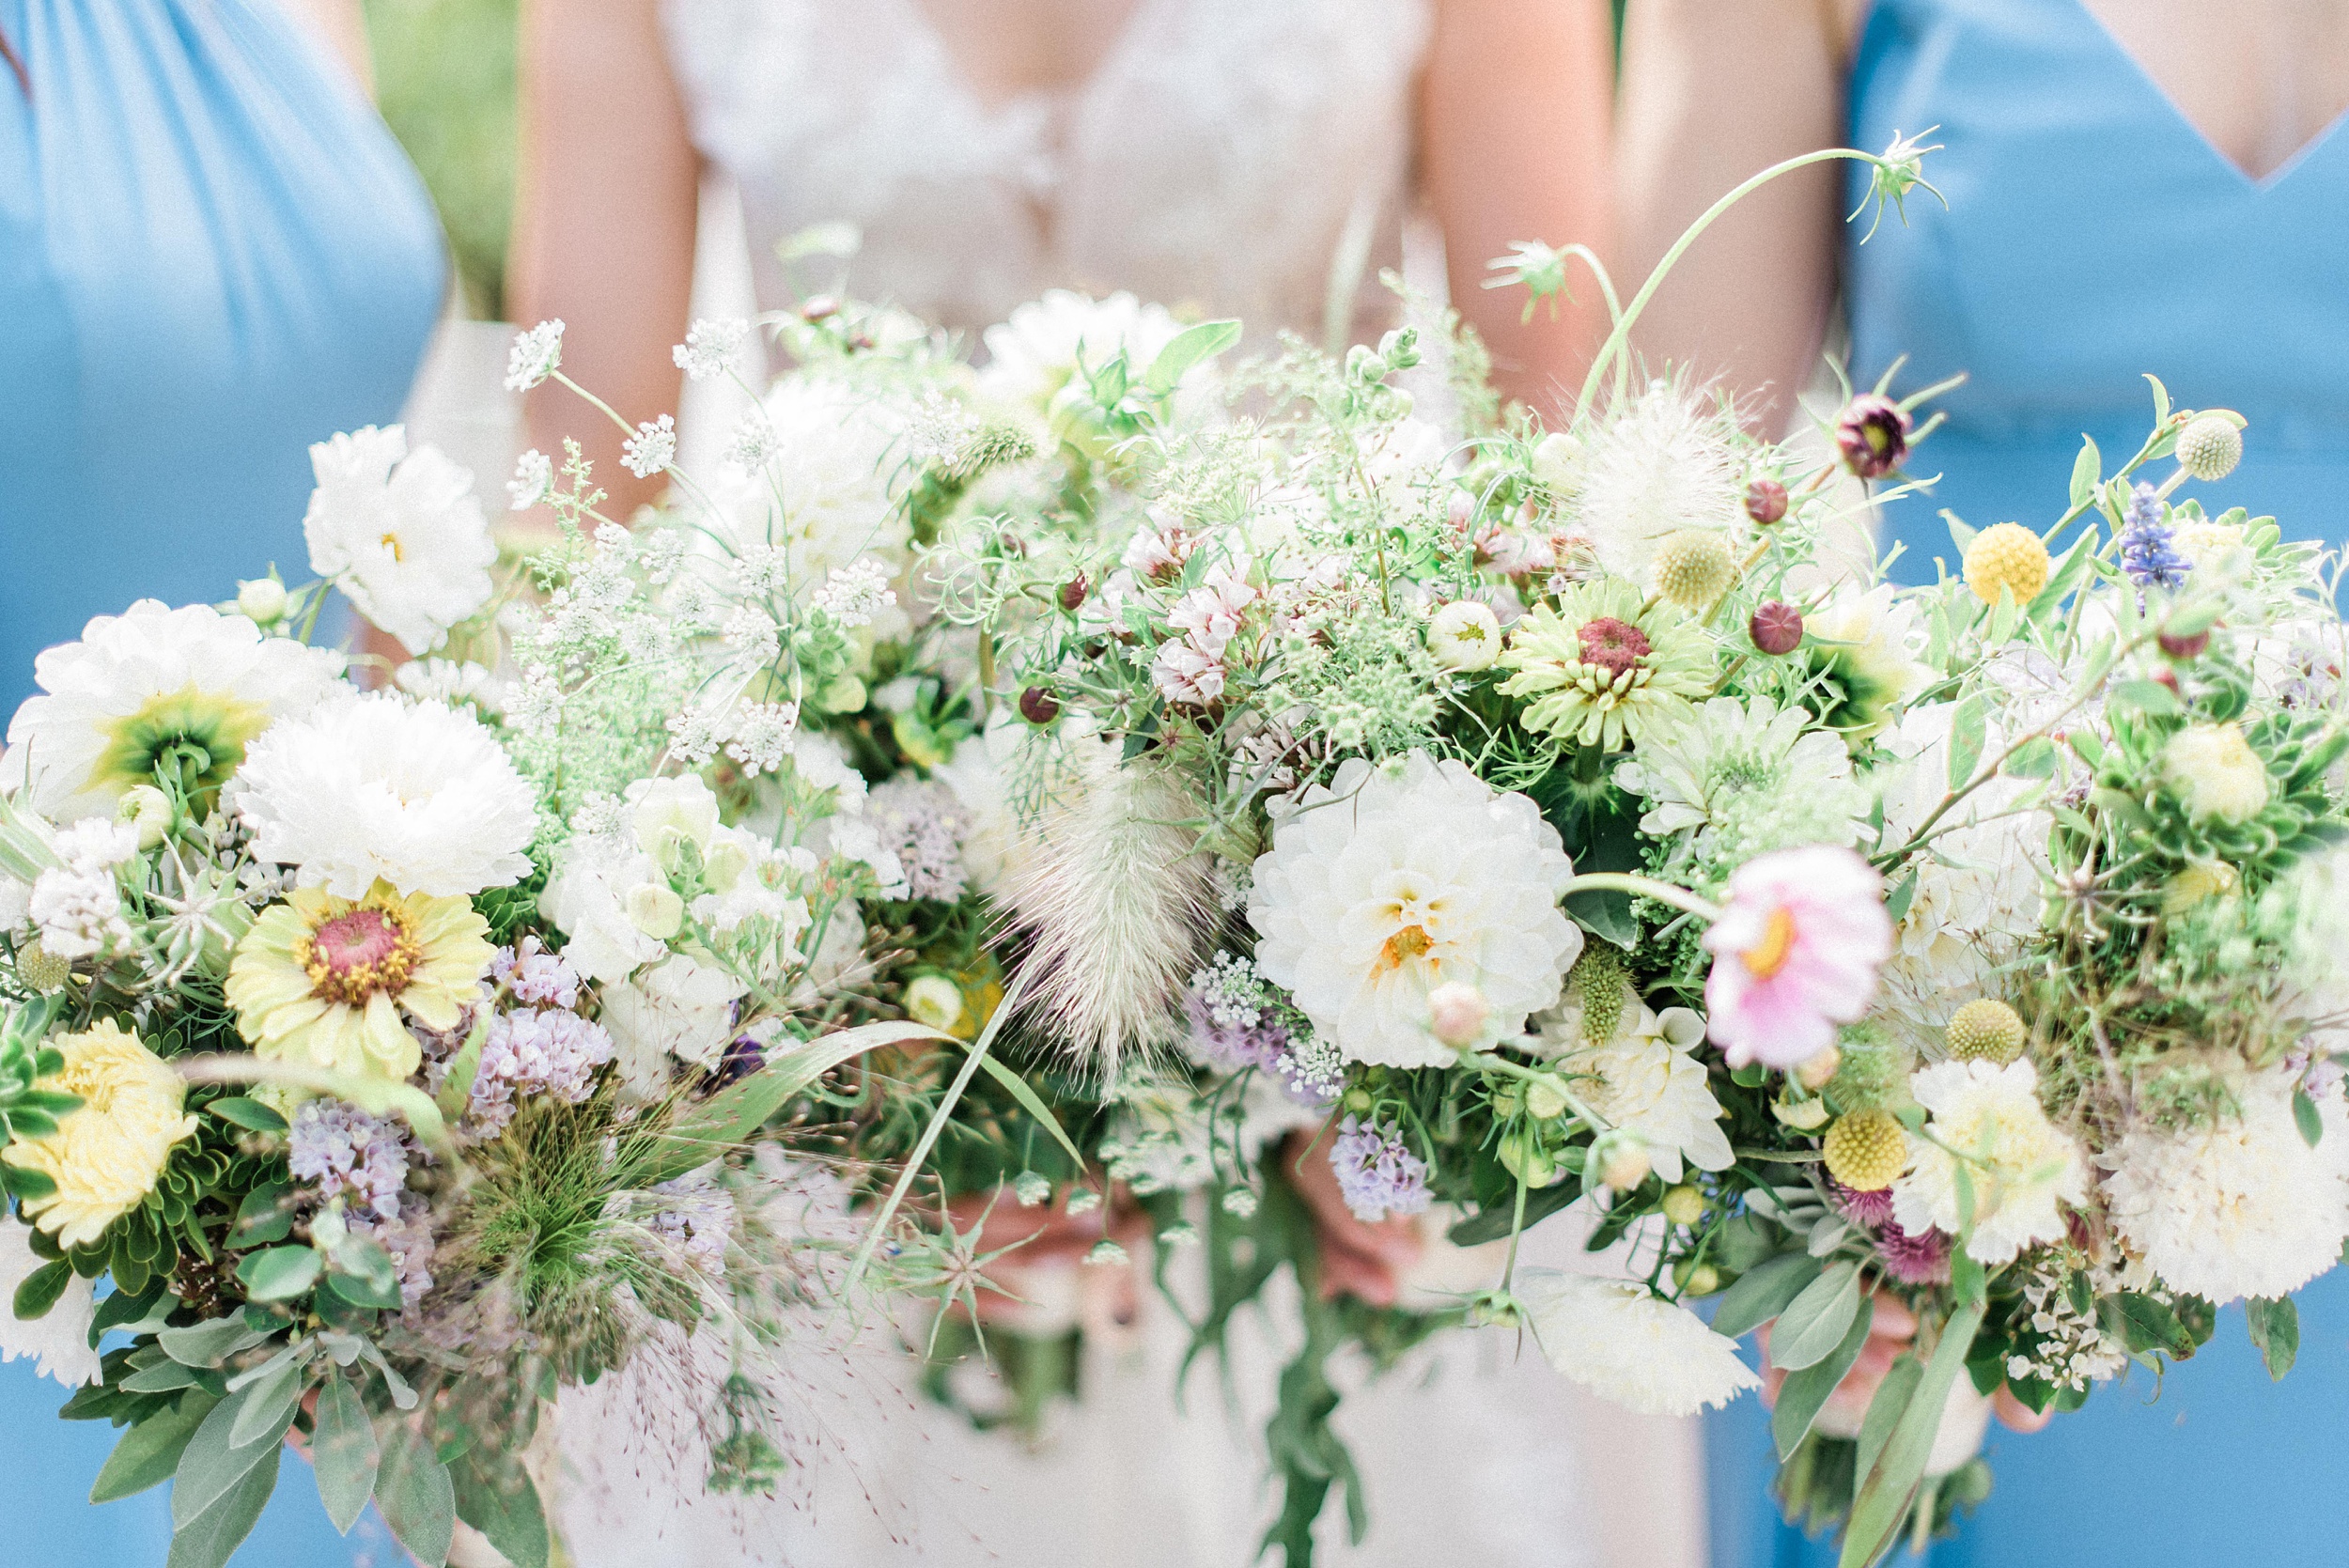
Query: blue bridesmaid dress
[[1710, 3, 2349, 1565], [0, 1, 443, 1561]]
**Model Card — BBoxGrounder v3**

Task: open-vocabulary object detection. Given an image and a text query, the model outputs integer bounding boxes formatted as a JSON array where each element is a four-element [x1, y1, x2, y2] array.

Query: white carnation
[[1248, 752, 1579, 1068], [1518, 1268, 1759, 1416], [235, 693, 536, 899], [1893, 1059, 2087, 1265], [1532, 986, 1732, 1183], [2101, 1071, 2349, 1304], [0, 1215, 100, 1386], [303, 425, 495, 656]]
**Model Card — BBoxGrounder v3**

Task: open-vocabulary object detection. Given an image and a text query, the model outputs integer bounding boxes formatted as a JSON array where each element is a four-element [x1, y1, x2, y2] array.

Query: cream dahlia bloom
[[303, 425, 495, 656], [235, 693, 537, 899], [0, 1215, 100, 1385], [1532, 985, 1732, 1183], [978, 289, 1188, 411], [1893, 1058, 2087, 1265], [1248, 753, 1579, 1068], [2, 601, 342, 822], [2101, 1071, 2349, 1304], [1518, 1268, 1759, 1416], [4, 1020, 199, 1249]]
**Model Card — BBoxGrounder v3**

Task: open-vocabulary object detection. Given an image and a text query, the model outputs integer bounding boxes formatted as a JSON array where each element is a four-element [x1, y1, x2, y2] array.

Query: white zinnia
[[234, 693, 536, 899], [2101, 1071, 2349, 1304], [0, 1215, 100, 1386], [1248, 752, 1579, 1069], [1893, 1059, 2087, 1265], [2, 600, 343, 822], [1518, 1268, 1759, 1416], [1531, 985, 1732, 1183], [303, 425, 495, 655]]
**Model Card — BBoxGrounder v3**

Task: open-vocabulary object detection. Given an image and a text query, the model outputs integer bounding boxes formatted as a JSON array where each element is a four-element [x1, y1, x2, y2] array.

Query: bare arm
[[509, 0, 701, 517], [280, 0, 374, 96], [1419, 0, 1617, 415], [1615, 0, 1848, 431]]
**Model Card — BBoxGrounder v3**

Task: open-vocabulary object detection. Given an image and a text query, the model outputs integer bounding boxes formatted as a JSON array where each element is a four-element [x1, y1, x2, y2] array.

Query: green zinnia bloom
[[1498, 580, 1715, 752]]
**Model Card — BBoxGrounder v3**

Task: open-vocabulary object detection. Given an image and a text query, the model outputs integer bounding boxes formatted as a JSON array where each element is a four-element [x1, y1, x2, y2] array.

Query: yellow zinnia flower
[[4, 1020, 199, 1249], [225, 881, 492, 1083]]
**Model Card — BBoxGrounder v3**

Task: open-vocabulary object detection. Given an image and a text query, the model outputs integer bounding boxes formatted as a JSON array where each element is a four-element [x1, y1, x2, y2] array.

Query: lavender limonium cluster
[[288, 1100, 411, 1221], [463, 941, 616, 1136], [1329, 1115, 1430, 1223]]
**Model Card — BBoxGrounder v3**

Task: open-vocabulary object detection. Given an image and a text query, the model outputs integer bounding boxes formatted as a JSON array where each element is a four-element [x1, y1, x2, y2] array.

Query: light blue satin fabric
[[1710, 2, 2349, 1565], [0, 1, 442, 1560]]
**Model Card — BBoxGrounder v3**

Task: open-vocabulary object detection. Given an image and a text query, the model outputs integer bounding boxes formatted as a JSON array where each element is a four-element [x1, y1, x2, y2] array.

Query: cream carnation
[[2, 600, 342, 822], [2100, 1071, 2349, 1304], [303, 425, 495, 656], [1893, 1058, 2087, 1265], [1532, 985, 1732, 1183], [1518, 1268, 1759, 1416], [1248, 752, 1579, 1068], [235, 693, 537, 899]]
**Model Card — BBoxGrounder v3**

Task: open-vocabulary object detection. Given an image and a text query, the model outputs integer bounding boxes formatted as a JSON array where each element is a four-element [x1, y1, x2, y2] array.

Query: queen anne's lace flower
[[702, 378, 910, 612], [26, 819, 140, 960], [2100, 1071, 2349, 1303], [622, 413, 679, 479], [1518, 1268, 1759, 1416], [504, 318, 564, 391], [1893, 1058, 2086, 1265], [1249, 752, 1579, 1068], [303, 426, 495, 656], [673, 317, 751, 381], [508, 448, 553, 510]]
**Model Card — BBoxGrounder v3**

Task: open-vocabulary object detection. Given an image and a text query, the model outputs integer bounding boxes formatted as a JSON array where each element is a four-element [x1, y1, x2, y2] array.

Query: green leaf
[[122, 1358, 206, 1394], [2068, 435, 2102, 510], [968, 1049, 1090, 1175], [1840, 1298, 1984, 1568], [1143, 319, 1241, 395], [2002, 737, 2059, 780], [228, 1353, 310, 1448], [432, 1013, 492, 1123], [2295, 1089, 2324, 1147], [1947, 696, 1986, 790], [2109, 1292, 2194, 1358], [237, 1245, 321, 1302], [12, 1256, 71, 1321], [312, 1374, 381, 1534], [646, 1019, 949, 1185], [1774, 1295, 1875, 1460], [450, 1444, 552, 1568], [2109, 678, 2182, 717], [1714, 1251, 1823, 1341], [204, 1096, 287, 1133], [90, 1392, 219, 1503], [166, 1441, 281, 1568], [1951, 1245, 1986, 1308], [157, 1318, 263, 1369], [377, 1423, 458, 1568], [1854, 1351, 1922, 1490], [2144, 373, 2171, 427], [1771, 1261, 1863, 1372], [2248, 1296, 2300, 1381], [171, 1381, 297, 1531], [2, 1163, 57, 1202], [230, 1182, 296, 1247], [1944, 513, 1977, 557], [1445, 1180, 1581, 1246]]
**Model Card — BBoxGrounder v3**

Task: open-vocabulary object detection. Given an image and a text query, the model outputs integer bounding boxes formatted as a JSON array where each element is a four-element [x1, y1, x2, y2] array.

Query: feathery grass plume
[[1564, 379, 1747, 594], [997, 741, 1218, 1081]]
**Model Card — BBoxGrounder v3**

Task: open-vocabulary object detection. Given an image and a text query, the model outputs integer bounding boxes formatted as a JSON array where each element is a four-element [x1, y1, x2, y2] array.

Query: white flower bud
[[1525, 1079, 1570, 1121], [904, 973, 966, 1034], [1426, 600, 1503, 673], [624, 881, 685, 941], [117, 784, 173, 850], [238, 577, 289, 625], [1595, 1131, 1651, 1192], [1427, 981, 1494, 1047]]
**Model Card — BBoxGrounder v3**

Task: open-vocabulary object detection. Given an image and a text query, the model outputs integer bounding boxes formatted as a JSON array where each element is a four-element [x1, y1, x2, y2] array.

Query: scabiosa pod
[[1701, 846, 1892, 1070], [1835, 394, 1913, 478], [1328, 1116, 1429, 1222]]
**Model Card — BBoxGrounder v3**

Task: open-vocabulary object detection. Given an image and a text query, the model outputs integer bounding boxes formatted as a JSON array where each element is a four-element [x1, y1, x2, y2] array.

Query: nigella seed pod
[[1018, 686, 1062, 724], [1835, 394, 1914, 479], [1749, 600, 1804, 656], [1743, 477, 1789, 525], [1058, 574, 1089, 612], [2159, 628, 2211, 660]]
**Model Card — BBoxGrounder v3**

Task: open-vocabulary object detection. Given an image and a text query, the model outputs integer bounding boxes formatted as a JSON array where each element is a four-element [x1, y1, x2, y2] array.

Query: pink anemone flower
[[1701, 846, 1892, 1069]]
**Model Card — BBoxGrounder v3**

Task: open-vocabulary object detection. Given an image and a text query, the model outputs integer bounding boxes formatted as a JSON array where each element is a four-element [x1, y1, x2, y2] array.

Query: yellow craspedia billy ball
[[1652, 529, 1738, 611], [1823, 1109, 1908, 1192], [2, 1019, 199, 1248], [2175, 415, 2243, 482], [1964, 522, 2052, 606], [1946, 999, 2028, 1064]]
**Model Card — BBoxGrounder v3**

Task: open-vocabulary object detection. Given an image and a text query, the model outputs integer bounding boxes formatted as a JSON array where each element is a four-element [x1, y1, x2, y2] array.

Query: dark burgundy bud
[[995, 531, 1027, 559], [2158, 628, 2210, 661], [1018, 686, 1062, 724], [1744, 477, 1789, 525], [2152, 665, 2181, 694], [800, 294, 841, 321], [1058, 574, 1089, 612], [1835, 395, 1914, 479], [1749, 600, 1805, 656]]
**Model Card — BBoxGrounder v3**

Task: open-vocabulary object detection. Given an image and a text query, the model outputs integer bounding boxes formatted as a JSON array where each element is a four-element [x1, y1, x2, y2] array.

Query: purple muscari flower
[[492, 937, 583, 1009], [1874, 1217, 1952, 1285], [2118, 482, 2189, 590], [288, 1100, 411, 1221], [467, 1008, 616, 1135], [1329, 1116, 1430, 1223], [1829, 1178, 1895, 1227]]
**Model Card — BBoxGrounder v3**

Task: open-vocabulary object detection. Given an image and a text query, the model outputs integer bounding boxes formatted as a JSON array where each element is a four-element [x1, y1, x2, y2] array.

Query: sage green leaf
[[12, 1257, 71, 1320], [1840, 1299, 1984, 1568], [166, 1441, 281, 1568], [2248, 1296, 2300, 1381], [159, 1318, 260, 1368], [1713, 1252, 1821, 1340], [1774, 1294, 1875, 1460], [1771, 1261, 1862, 1372], [2110, 1292, 2194, 1358], [451, 1443, 551, 1568], [90, 1392, 219, 1503], [171, 1382, 296, 1529], [2295, 1089, 2324, 1147], [433, 1012, 492, 1121], [377, 1423, 457, 1568], [204, 1096, 288, 1133], [1143, 318, 1240, 394], [2067, 435, 2101, 510], [122, 1358, 206, 1394], [1854, 1351, 1922, 1490], [237, 1245, 322, 1302], [228, 1353, 309, 1448], [312, 1374, 381, 1534], [231, 1183, 296, 1247]]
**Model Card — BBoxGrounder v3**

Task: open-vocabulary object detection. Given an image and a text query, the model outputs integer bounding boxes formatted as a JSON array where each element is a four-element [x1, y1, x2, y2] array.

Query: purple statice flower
[[492, 936, 583, 1009], [1874, 1217, 1952, 1285], [2118, 482, 2189, 590], [467, 1008, 616, 1136], [645, 1172, 734, 1275], [289, 1100, 411, 1221], [1829, 1178, 1896, 1227], [350, 1201, 436, 1309], [1329, 1116, 1430, 1223], [865, 778, 971, 902]]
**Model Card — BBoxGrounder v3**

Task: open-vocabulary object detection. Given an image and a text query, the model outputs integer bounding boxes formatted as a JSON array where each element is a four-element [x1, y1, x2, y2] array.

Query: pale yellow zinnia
[[225, 880, 492, 1083], [4, 1020, 199, 1248]]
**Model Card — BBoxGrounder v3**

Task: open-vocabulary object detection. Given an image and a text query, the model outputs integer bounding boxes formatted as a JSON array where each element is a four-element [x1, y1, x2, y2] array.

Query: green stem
[[1561, 871, 1722, 924]]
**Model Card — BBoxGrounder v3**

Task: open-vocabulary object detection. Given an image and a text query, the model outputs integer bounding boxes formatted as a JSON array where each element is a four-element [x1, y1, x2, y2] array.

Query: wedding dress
[[545, 6, 1701, 1563]]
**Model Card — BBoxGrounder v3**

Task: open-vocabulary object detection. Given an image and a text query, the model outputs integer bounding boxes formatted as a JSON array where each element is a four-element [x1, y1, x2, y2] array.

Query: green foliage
[[364, 0, 518, 318]]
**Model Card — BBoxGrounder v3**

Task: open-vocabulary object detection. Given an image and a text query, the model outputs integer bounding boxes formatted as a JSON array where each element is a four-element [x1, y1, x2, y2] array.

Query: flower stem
[[1561, 871, 1722, 924]]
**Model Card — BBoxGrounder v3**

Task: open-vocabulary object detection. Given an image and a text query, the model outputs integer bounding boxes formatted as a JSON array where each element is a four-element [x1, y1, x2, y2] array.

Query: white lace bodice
[[661, 0, 1432, 346]]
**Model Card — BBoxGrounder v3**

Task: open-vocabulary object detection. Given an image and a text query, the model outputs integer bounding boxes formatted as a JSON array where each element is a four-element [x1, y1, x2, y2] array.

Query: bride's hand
[[1756, 1290, 2054, 1435], [1283, 1126, 1425, 1307]]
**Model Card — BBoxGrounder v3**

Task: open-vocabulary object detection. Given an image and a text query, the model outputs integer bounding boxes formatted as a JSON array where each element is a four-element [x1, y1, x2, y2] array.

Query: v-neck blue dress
[[0, 2, 442, 1562], [1708, 2, 2349, 1564]]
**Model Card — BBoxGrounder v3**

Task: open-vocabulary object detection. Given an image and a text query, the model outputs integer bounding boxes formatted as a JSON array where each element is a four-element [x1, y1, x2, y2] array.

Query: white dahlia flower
[[2, 600, 343, 822], [1248, 752, 1579, 1069], [979, 289, 1188, 411], [303, 425, 495, 656], [235, 693, 536, 900], [0, 1215, 100, 1386], [2101, 1071, 2349, 1304], [1893, 1059, 2087, 1265], [1532, 985, 1732, 1183], [1518, 1268, 1759, 1416]]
